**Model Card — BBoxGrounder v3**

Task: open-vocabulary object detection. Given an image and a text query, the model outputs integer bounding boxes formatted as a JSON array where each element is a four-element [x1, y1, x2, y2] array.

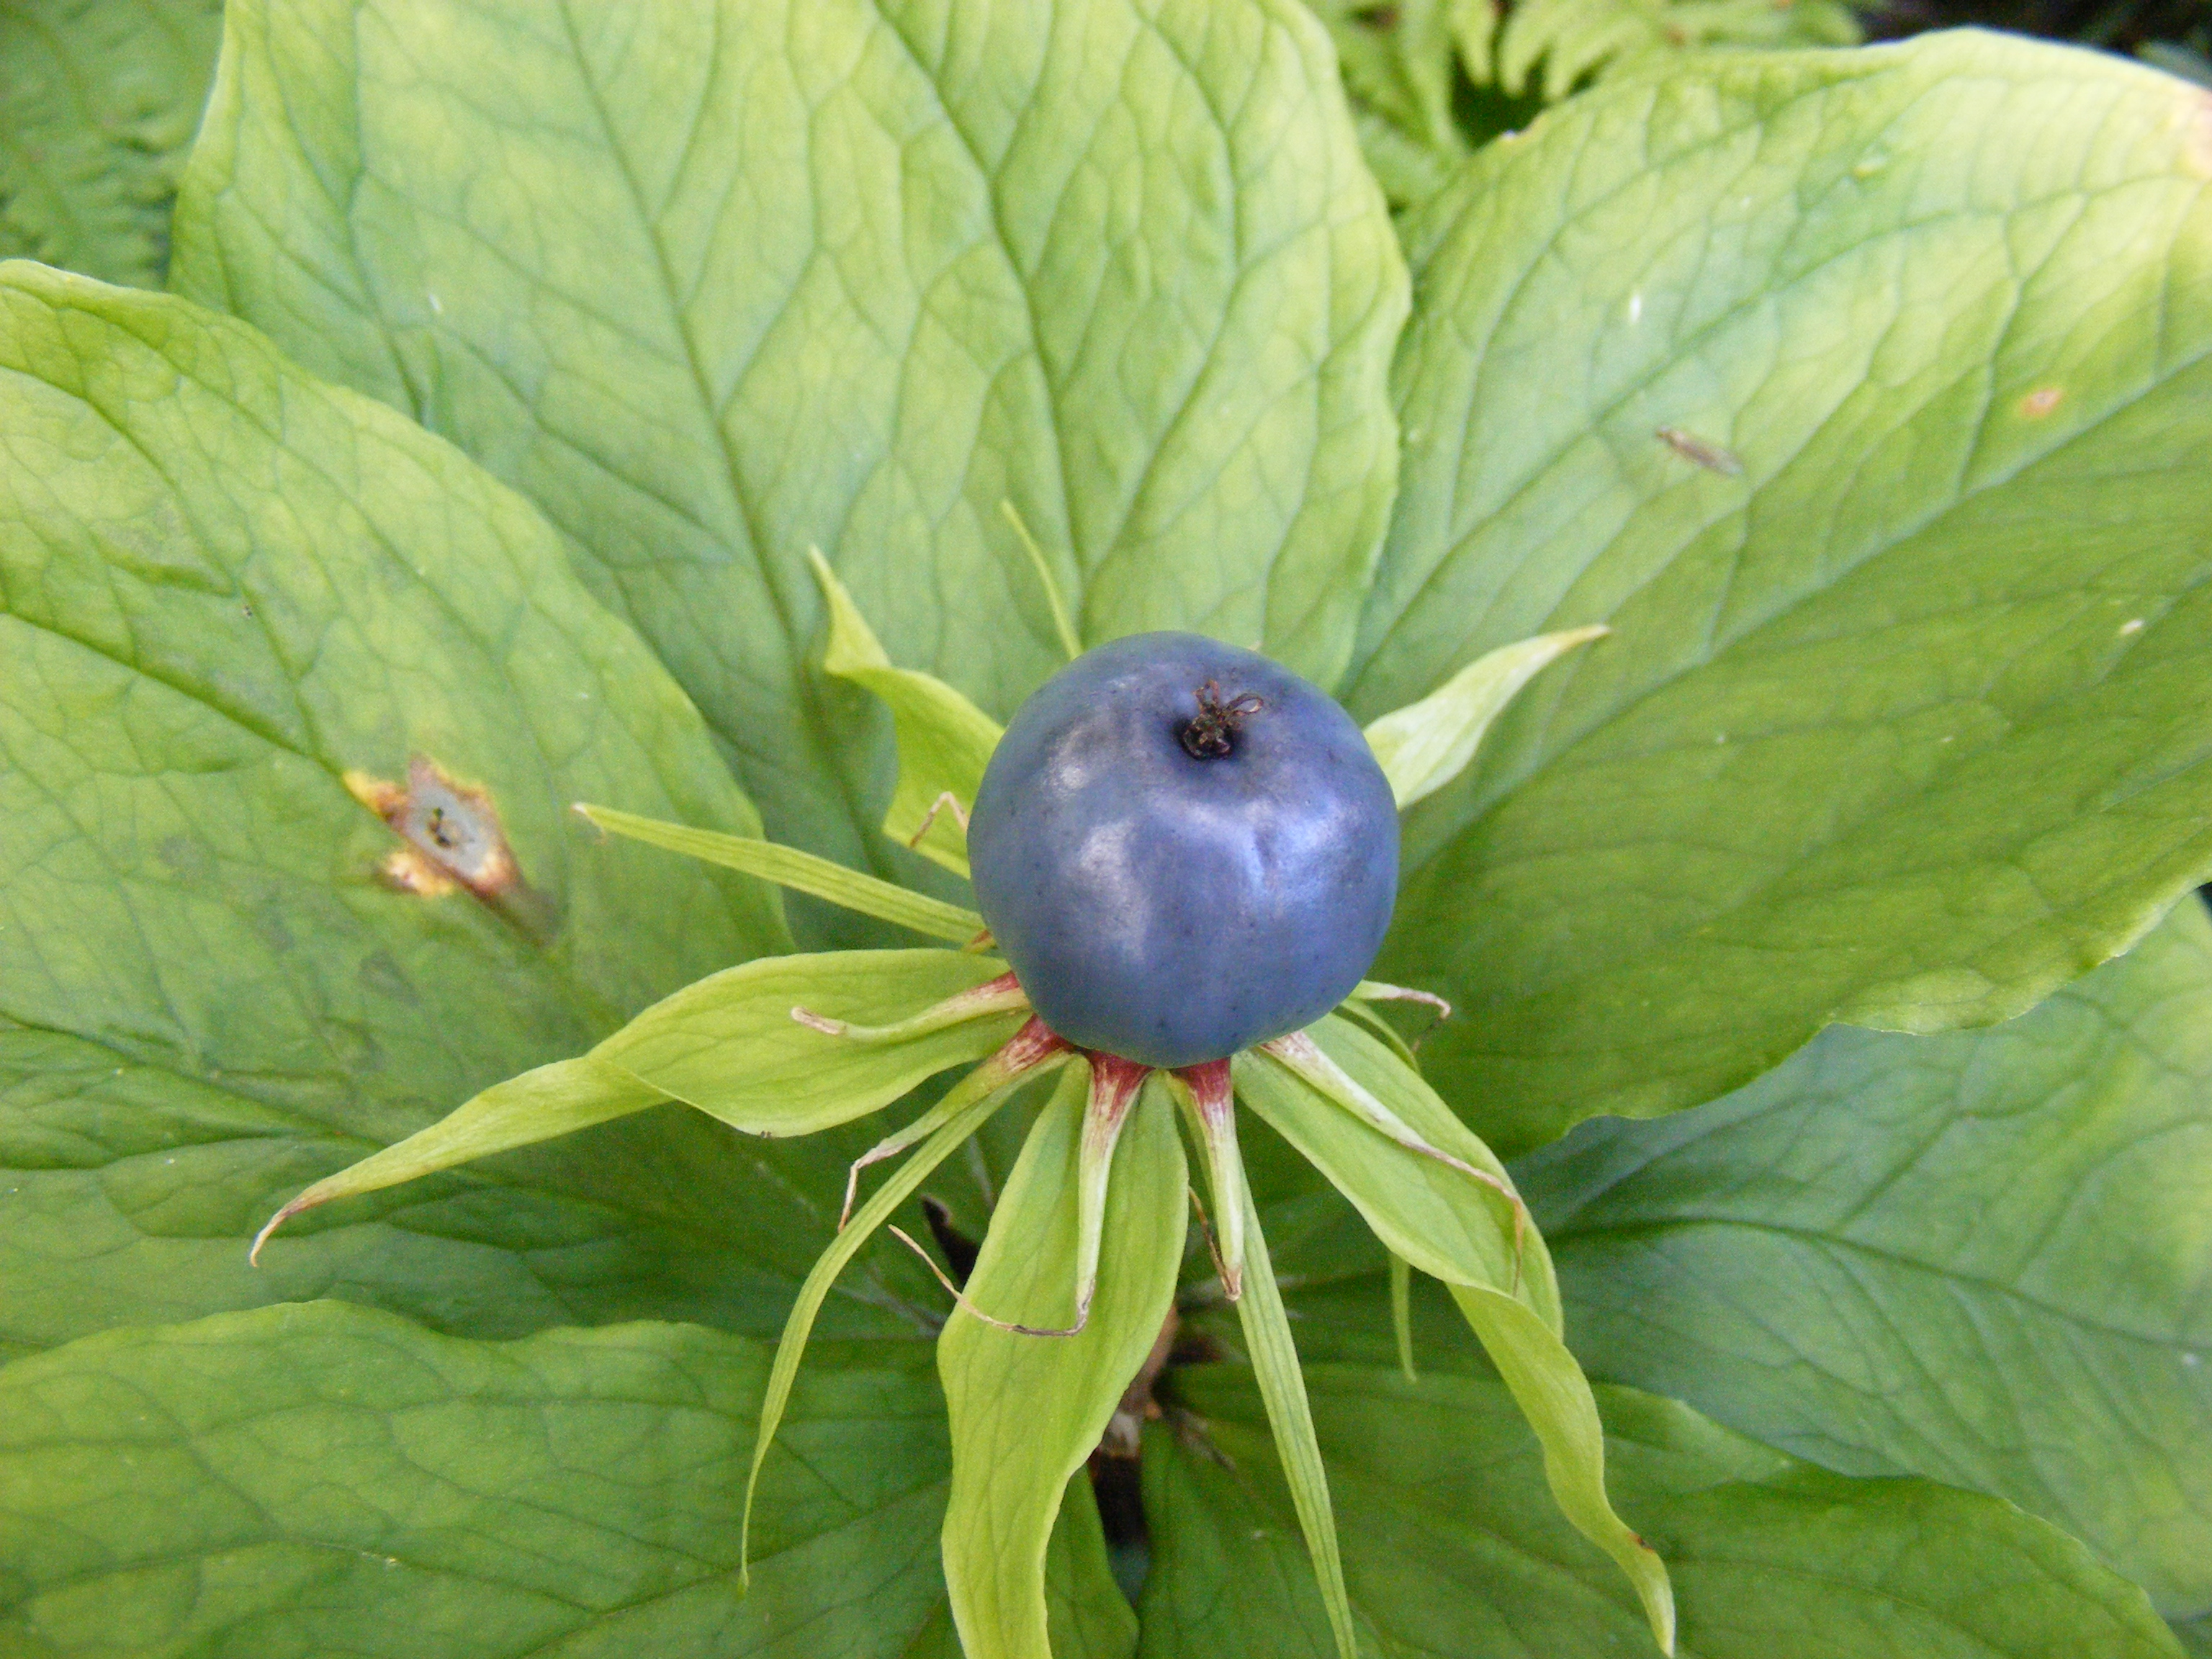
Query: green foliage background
[[4, 0, 2212, 1655]]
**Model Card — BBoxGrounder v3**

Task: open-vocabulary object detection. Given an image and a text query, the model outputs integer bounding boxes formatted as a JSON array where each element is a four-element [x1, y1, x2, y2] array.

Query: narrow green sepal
[[598, 950, 1023, 1137], [999, 500, 1083, 662], [1231, 1179, 1361, 1659], [1389, 1251, 1418, 1383], [1167, 1060, 1246, 1300], [251, 1055, 665, 1260], [255, 951, 1017, 1259], [576, 801, 984, 940], [810, 548, 1004, 876], [940, 1065, 1185, 1659], [1249, 1024, 1539, 1309], [1362, 625, 1608, 809], [744, 1021, 1071, 1582], [1449, 1285, 1677, 1655], [1239, 1017, 1673, 1653]]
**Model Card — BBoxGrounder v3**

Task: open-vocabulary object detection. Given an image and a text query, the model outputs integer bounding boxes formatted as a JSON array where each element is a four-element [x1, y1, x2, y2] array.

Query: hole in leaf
[[346, 755, 551, 935]]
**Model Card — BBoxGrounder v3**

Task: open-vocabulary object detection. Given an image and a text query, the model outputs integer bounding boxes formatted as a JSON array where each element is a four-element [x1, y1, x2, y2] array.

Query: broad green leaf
[[1362, 625, 1608, 809], [811, 549, 1004, 877], [1142, 1364, 2185, 1659], [940, 1067, 1180, 1659], [601, 950, 1023, 1133], [0, 1299, 1133, 1658], [0, 265, 803, 1349], [577, 803, 986, 942], [172, 0, 1409, 912], [1519, 896, 2212, 1617], [2177, 1614, 2212, 1658], [1351, 34, 2212, 1153], [0, 1020, 953, 1359], [0, 0, 222, 286]]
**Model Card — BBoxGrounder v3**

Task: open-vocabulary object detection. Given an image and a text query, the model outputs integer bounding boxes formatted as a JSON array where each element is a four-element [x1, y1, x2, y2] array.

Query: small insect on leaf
[[1655, 425, 1745, 476]]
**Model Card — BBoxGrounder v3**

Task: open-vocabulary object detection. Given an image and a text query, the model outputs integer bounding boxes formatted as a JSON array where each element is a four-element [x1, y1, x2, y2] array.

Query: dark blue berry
[[968, 632, 1398, 1069]]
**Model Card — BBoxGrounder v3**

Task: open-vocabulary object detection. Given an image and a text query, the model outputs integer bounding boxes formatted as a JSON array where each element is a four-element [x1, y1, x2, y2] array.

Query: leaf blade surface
[[1141, 1364, 2183, 1659], [1520, 896, 2212, 1617], [0, 266, 810, 1347], [1354, 34, 2212, 1150], [172, 0, 1409, 907], [0, 1300, 1130, 1658]]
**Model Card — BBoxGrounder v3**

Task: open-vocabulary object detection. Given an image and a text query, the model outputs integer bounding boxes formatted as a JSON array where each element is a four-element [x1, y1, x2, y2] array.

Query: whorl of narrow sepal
[[1070, 1053, 1153, 1329], [1173, 1058, 1246, 1302]]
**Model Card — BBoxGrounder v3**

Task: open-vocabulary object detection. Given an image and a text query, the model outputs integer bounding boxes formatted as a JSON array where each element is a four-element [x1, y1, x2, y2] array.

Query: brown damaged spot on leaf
[[344, 755, 529, 908], [2018, 386, 2064, 418]]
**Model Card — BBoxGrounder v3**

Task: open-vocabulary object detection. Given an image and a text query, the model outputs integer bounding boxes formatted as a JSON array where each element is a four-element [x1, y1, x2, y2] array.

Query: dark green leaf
[[1141, 1363, 2183, 1658], [0, 1300, 1132, 1658], [1354, 34, 2212, 1152], [171, 0, 1409, 912], [1520, 897, 2212, 1616]]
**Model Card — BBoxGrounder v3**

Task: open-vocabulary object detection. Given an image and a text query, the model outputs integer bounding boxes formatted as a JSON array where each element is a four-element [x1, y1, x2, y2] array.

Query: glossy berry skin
[[968, 632, 1398, 1069]]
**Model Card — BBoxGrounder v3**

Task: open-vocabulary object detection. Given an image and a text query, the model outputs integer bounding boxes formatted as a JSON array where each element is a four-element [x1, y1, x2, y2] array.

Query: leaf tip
[[1622, 1530, 1676, 1654], [248, 1192, 317, 1264]]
